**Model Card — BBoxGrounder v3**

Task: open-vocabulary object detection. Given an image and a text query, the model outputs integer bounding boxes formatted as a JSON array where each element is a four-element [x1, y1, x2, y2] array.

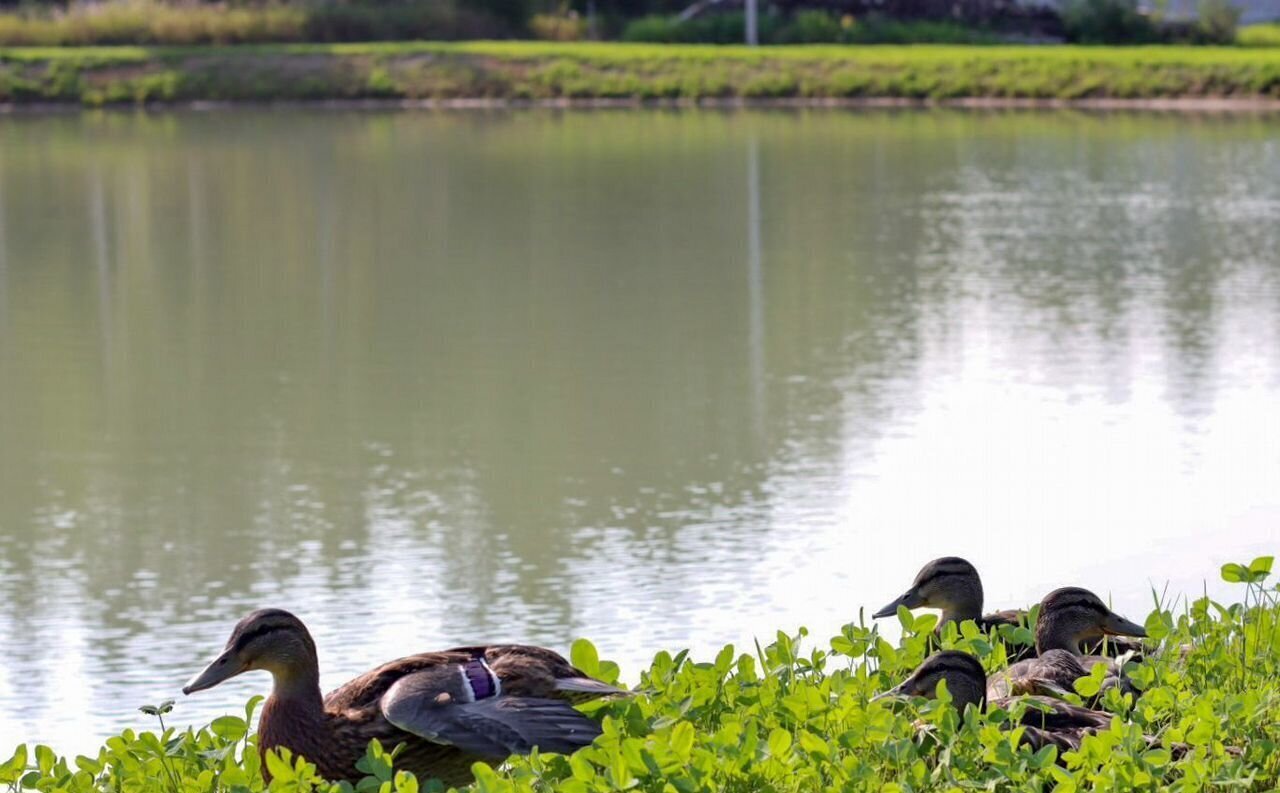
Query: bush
[[1239, 22, 1280, 46], [621, 11, 783, 44], [843, 15, 1004, 43], [530, 11, 586, 41], [1062, 0, 1158, 42], [1194, 0, 1240, 43], [774, 9, 843, 43], [0, 0, 508, 46]]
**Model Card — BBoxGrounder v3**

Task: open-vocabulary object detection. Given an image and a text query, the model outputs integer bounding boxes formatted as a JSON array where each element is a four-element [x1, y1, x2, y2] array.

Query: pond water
[[0, 108, 1278, 752]]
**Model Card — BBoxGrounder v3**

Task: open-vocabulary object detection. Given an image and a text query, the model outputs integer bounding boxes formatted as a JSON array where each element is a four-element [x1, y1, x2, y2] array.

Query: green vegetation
[[0, 0, 1267, 49], [2, 40, 1280, 104], [4, 556, 1279, 792], [1240, 22, 1280, 47], [0, 0, 509, 46], [621, 11, 1005, 45]]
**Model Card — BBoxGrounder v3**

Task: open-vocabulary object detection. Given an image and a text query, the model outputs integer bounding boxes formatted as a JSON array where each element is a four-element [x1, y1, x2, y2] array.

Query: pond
[[0, 108, 1277, 752]]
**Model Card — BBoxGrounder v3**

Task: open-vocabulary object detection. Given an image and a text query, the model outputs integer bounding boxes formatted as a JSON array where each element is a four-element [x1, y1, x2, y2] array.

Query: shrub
[[621, 11, 783, 44], [774, 9, 842, 43], [530, 11, 586, 41], [1062, 0, 1159, 42], [1194, 0, 1240, 43], [0, 0, 508, 46], [843, 15, 1004, 43], [1239, 22, 1280, 46]]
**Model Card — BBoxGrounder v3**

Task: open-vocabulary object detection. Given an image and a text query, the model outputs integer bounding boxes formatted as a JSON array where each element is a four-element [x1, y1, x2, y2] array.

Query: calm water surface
[[0, 109, 1278, 751]]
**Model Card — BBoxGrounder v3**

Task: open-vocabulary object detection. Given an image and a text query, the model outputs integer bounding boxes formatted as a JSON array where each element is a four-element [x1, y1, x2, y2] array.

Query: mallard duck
[[873, 559, 1143, 660], [883, 651, 1228, 760], [873, 557, 1023, 632], [881, 651, 1117, 755], [182, 609, 626, 786], [987, 587, 1146, 701]]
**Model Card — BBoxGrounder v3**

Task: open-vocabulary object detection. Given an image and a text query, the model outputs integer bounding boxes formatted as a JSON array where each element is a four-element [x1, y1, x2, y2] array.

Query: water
[[0, 108, 1277, 752]]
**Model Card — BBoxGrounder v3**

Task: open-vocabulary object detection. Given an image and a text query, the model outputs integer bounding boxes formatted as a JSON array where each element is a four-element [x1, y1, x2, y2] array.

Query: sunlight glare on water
[[0, 108, 1277, 752]]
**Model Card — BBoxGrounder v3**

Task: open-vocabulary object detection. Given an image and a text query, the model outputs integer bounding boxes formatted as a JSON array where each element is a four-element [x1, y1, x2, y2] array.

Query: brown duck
[[874, 558, 1145, 660], [987, 587, 1146, 701], [884, 651, 1236, 760], [873, 557, 1023, 633], [879, 651, 1114, 754], [182, 609, 626, 786]]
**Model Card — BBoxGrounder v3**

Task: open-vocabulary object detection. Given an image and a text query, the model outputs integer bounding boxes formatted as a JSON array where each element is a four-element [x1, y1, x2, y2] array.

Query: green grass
[[1239, 23, 1280, 47], [3, 554, 1279, 792], [2, 40, 1280, 104]]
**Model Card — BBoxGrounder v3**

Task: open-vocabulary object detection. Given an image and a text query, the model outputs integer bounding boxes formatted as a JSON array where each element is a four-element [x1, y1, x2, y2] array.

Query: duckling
[[879, 651, 1112, 754], [182, 609, 627, 786], [987, 587, 1146, 701]]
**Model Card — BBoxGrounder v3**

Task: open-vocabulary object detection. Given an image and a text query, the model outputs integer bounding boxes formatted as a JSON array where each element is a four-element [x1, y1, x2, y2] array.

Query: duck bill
[[873, 590, 923, 619], [183, 650, 245, 695], [1100, 612, 1147, 638], [871, 683, 905, 703]]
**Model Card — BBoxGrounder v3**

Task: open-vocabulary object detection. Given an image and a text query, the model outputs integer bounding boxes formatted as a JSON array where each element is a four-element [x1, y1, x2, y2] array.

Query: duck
[[882, 651, 1236, 760], [987, 587, 1146, 701], [878, 651, 1112, 754], [873, 558, 1145, 660], [182, 609, 627, 786], [873, 557, 1023, 633]]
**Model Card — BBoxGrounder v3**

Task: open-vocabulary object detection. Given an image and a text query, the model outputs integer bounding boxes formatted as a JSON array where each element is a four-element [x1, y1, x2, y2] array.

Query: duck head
[[1035, 587, 1146, 654], [183, 608, 319, 696], [876, 651, 987, 713], [873, 557, 985, 626]]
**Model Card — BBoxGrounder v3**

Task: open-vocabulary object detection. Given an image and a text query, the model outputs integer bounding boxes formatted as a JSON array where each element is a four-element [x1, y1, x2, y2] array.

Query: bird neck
[[1035, 615, 1082, 655], [259, 670, 327, 781], [268, 662, 324, 715], [939, 598, 983, 627]]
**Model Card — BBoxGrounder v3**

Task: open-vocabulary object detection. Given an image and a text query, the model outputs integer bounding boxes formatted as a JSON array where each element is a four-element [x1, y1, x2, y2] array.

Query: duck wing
[[325, 650, 477, 711], [471, 645, 629, 702], [981, 609, 1027, 628], [1006, 695, 1113, 733], [380, 671, 602, 757]]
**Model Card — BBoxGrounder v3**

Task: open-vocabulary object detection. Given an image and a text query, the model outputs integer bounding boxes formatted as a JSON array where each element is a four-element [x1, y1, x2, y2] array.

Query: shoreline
[[4, 94, 1280, 113], [2, 41, 1279, 109]]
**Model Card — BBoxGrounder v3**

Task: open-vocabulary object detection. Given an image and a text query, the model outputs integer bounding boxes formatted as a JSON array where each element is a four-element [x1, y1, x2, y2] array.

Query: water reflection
[[0, 109, 1278, 752]]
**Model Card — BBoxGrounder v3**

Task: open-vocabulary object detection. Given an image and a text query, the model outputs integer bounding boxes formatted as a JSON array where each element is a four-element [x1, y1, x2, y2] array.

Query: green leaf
[[797, 730, 829, 758], [1249, 556, 1274, 576], [1221, 563, 1246, 583], [570, 638, 600, 678], [34, 746, 55, 775], [210, 716, 248, 743], [393, 770, 418, 793], [0, 745, 27, 785], [264, 750, 295, 783], [896, 606, 915, 632], [767, 728, 792, 759], [668, 722, 694, 761], [913, 613, 939, 634]]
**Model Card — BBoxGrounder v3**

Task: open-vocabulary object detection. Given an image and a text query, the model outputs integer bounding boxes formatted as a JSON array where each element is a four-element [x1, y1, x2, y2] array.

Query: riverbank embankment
[[2, 41, 1280, 106]]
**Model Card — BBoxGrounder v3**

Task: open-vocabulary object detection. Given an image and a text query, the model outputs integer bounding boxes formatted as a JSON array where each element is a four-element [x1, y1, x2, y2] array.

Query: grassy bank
[[3, 555, 1278, 791], [2, 41, 1280, 105]]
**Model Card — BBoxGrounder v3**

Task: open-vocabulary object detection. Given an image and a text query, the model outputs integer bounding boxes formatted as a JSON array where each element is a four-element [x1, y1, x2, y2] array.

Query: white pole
[[745, 0, 758, 44]]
